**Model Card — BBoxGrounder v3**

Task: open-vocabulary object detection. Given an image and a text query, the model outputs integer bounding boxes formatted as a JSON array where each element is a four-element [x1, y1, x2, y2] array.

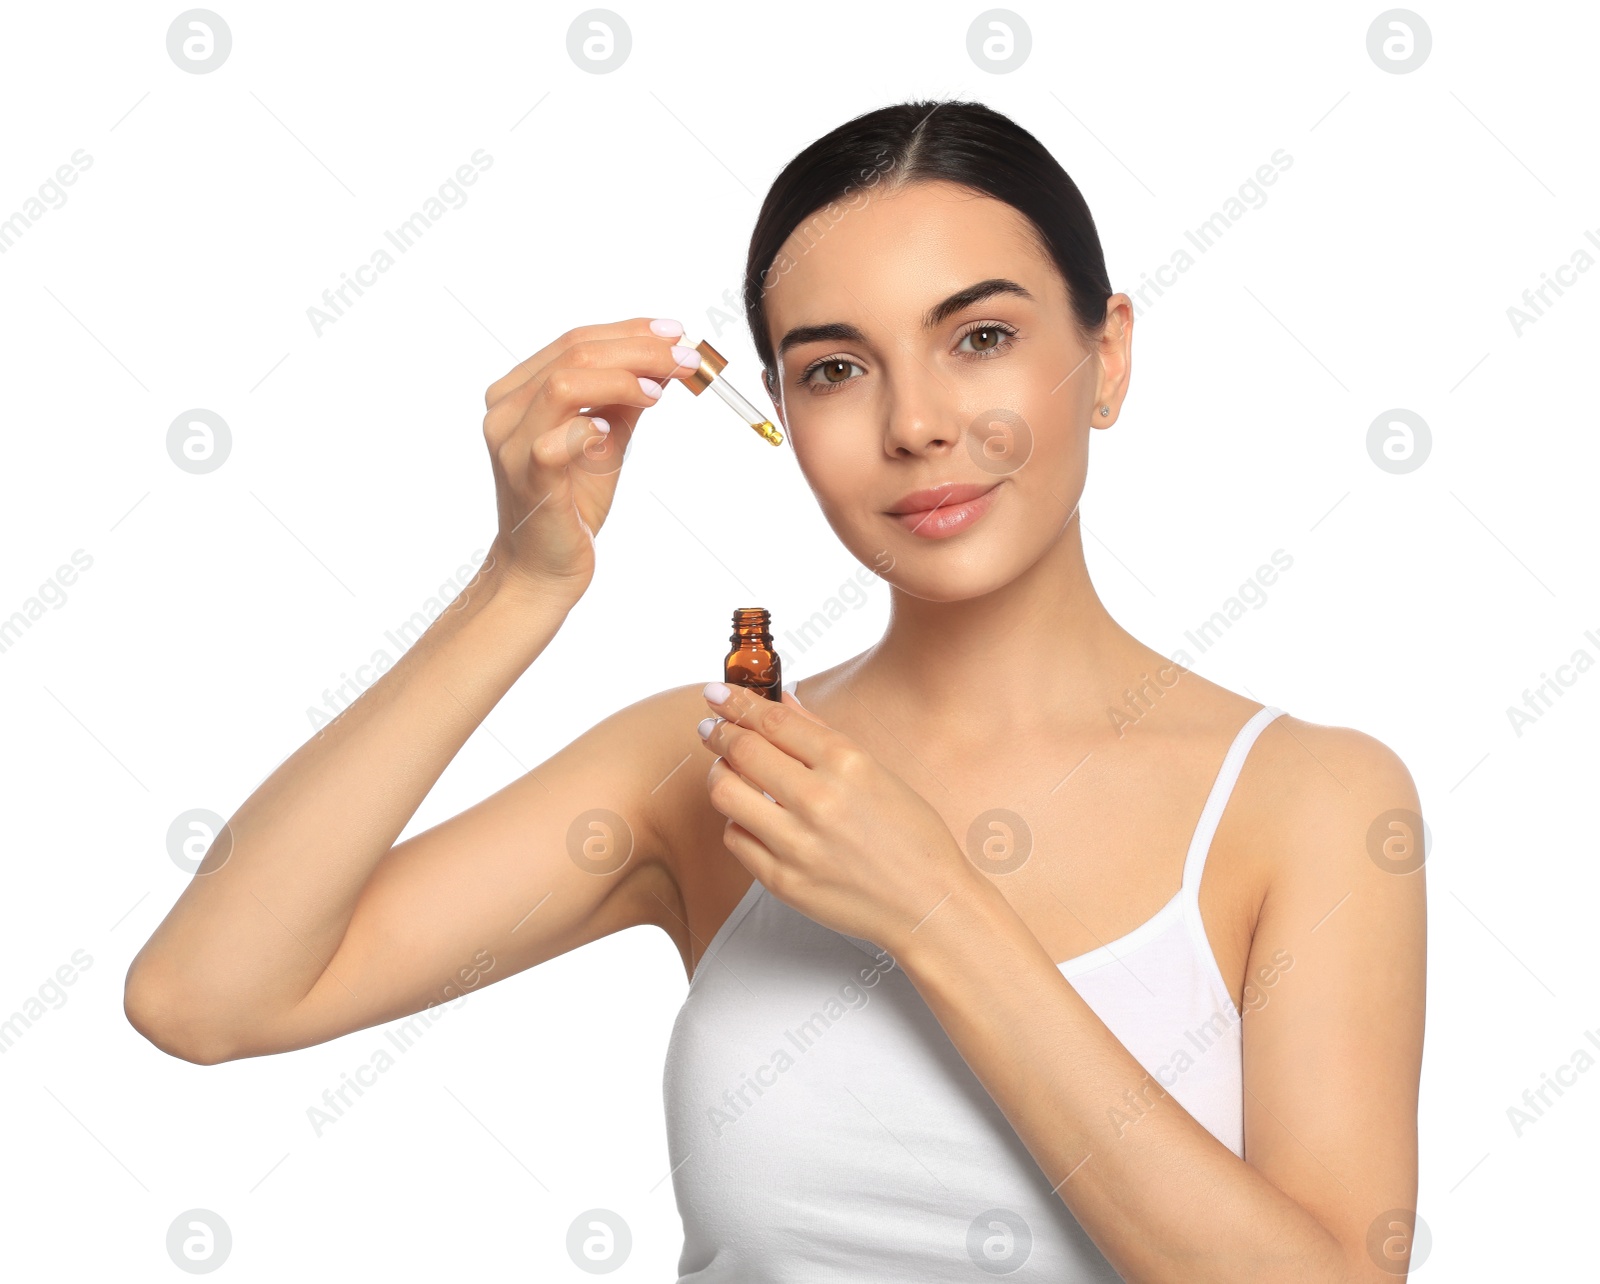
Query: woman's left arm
[[884, 721, 1427, 1283], [699, 689, 1425, 1284]]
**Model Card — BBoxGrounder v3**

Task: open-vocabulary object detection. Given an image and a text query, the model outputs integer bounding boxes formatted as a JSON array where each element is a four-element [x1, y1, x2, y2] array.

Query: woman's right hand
[[480, 316, 701, 603]]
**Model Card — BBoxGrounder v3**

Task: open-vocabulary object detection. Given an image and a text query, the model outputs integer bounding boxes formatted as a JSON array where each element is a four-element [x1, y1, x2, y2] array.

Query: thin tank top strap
[[1180, 703, 1286, 901], [1178, 702, 1285, 1015]]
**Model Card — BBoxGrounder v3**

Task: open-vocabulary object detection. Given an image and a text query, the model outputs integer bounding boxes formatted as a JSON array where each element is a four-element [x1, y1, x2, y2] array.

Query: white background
[[2, 0, 1595, 1278]]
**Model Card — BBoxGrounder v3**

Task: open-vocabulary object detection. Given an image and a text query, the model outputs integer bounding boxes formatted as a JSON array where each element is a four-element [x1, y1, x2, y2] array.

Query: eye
[[796, 320, 1019, 393], [798, 356, 864, 392], [955, 321, 1018, 357]]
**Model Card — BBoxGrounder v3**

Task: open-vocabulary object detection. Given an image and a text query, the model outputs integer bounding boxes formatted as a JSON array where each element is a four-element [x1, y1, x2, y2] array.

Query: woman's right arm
[[123, 316, 704, 1064]]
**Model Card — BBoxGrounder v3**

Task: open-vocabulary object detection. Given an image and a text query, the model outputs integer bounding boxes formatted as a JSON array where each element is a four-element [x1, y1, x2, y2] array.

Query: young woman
[[126, 100, 1425, 1281]]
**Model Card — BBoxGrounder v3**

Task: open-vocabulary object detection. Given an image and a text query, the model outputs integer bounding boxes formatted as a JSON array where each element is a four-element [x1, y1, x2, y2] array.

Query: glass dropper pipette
[[673, 338, 784, 446]]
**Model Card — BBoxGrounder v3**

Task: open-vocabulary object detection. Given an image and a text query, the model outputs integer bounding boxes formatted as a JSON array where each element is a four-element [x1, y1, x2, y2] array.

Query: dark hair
[[743, 99, 1113, 389]]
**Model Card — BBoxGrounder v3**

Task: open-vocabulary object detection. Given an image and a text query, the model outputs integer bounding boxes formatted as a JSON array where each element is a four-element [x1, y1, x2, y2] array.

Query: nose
[[881, 364, 962, 458]]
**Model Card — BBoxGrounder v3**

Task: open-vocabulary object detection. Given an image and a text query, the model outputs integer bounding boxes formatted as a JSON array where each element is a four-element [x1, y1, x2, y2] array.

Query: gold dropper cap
[[676, 339, 784, 447]]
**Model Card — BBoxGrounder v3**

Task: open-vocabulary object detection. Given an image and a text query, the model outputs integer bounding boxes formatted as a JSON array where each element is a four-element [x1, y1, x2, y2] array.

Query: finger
[[514, 338, 700, 433], [488, 337, 702, 449], [485, 316, 685, 409], [495, 336, 704, 433], [556, 334, 704, 389], [486, 320, 646, 409], [489, 405, 612, 488], [528, 412, 623, 476], [485, 337, 704, 451], [706, 755, 802, 863], [702, 712, 804, 808], [780, 689, 828, 726], [537, 400, 657, 488], [513, 367, 668, 444], [706, 682, 836, 771], [720, 817, 778, 888]]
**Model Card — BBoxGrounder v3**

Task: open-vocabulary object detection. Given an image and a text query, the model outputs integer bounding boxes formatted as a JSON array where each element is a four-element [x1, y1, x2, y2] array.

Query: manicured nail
[[590, 416, 610, 434], [703, 681, 730, 703], [639, 377, 663, 399], [650, 318, 684, 337], [670, 344, 699, 369], [696, 716, 718, 739]]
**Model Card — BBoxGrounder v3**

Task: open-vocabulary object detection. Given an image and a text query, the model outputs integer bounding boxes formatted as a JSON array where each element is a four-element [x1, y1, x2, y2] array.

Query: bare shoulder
[[589, 679, 726, 914], [588, 679, 740, 974], [1227, 707, 1428, 1021], [1181, 682, 1425, 995], [1244, 712, 1424, 866]]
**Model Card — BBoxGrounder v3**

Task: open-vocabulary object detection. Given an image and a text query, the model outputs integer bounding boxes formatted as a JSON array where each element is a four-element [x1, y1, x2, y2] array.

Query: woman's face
[[760, 178, 1130, 602]]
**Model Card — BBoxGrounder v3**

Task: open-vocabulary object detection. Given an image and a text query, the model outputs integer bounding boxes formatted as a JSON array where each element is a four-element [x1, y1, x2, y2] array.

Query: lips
[[885, 480, 999, 516], [885, 480, 1002, 539]]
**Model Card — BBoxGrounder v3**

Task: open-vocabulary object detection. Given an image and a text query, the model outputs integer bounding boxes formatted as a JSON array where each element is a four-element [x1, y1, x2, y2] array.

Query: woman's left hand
[[697, 680, 983, 956]]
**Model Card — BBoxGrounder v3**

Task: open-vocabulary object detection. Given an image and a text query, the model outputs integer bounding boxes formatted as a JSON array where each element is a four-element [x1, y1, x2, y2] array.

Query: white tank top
[[663, 676, 1285, 1280]]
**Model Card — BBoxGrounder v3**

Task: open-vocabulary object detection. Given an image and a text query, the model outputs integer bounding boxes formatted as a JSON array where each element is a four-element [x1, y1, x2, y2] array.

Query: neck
[[856, 512, 1156, 733]]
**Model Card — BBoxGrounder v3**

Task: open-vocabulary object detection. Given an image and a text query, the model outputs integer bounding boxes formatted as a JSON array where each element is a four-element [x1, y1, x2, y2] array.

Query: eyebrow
[[774, 277, 1035, 359]]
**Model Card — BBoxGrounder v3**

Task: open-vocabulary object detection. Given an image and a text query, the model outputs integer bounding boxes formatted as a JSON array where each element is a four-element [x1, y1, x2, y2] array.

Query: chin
[[845, 530, 1026, 603]]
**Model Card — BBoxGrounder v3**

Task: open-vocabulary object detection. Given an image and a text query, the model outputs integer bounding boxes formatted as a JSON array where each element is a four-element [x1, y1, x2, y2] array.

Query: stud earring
[[1099, 405, 1110, 417]]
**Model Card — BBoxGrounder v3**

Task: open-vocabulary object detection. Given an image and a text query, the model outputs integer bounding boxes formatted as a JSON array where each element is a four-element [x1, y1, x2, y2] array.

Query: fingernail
[[696, 716, 718, 739], [670, 344, 699, 369], [639, 377, 663, 399], [590, 416, 610, 434], [650, 318, 685, 337], [703, 681, 730, 703]]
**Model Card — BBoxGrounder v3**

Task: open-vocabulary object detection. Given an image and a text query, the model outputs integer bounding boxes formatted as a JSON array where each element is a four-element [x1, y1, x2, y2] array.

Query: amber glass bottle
[[723, 608, 782, 702]]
